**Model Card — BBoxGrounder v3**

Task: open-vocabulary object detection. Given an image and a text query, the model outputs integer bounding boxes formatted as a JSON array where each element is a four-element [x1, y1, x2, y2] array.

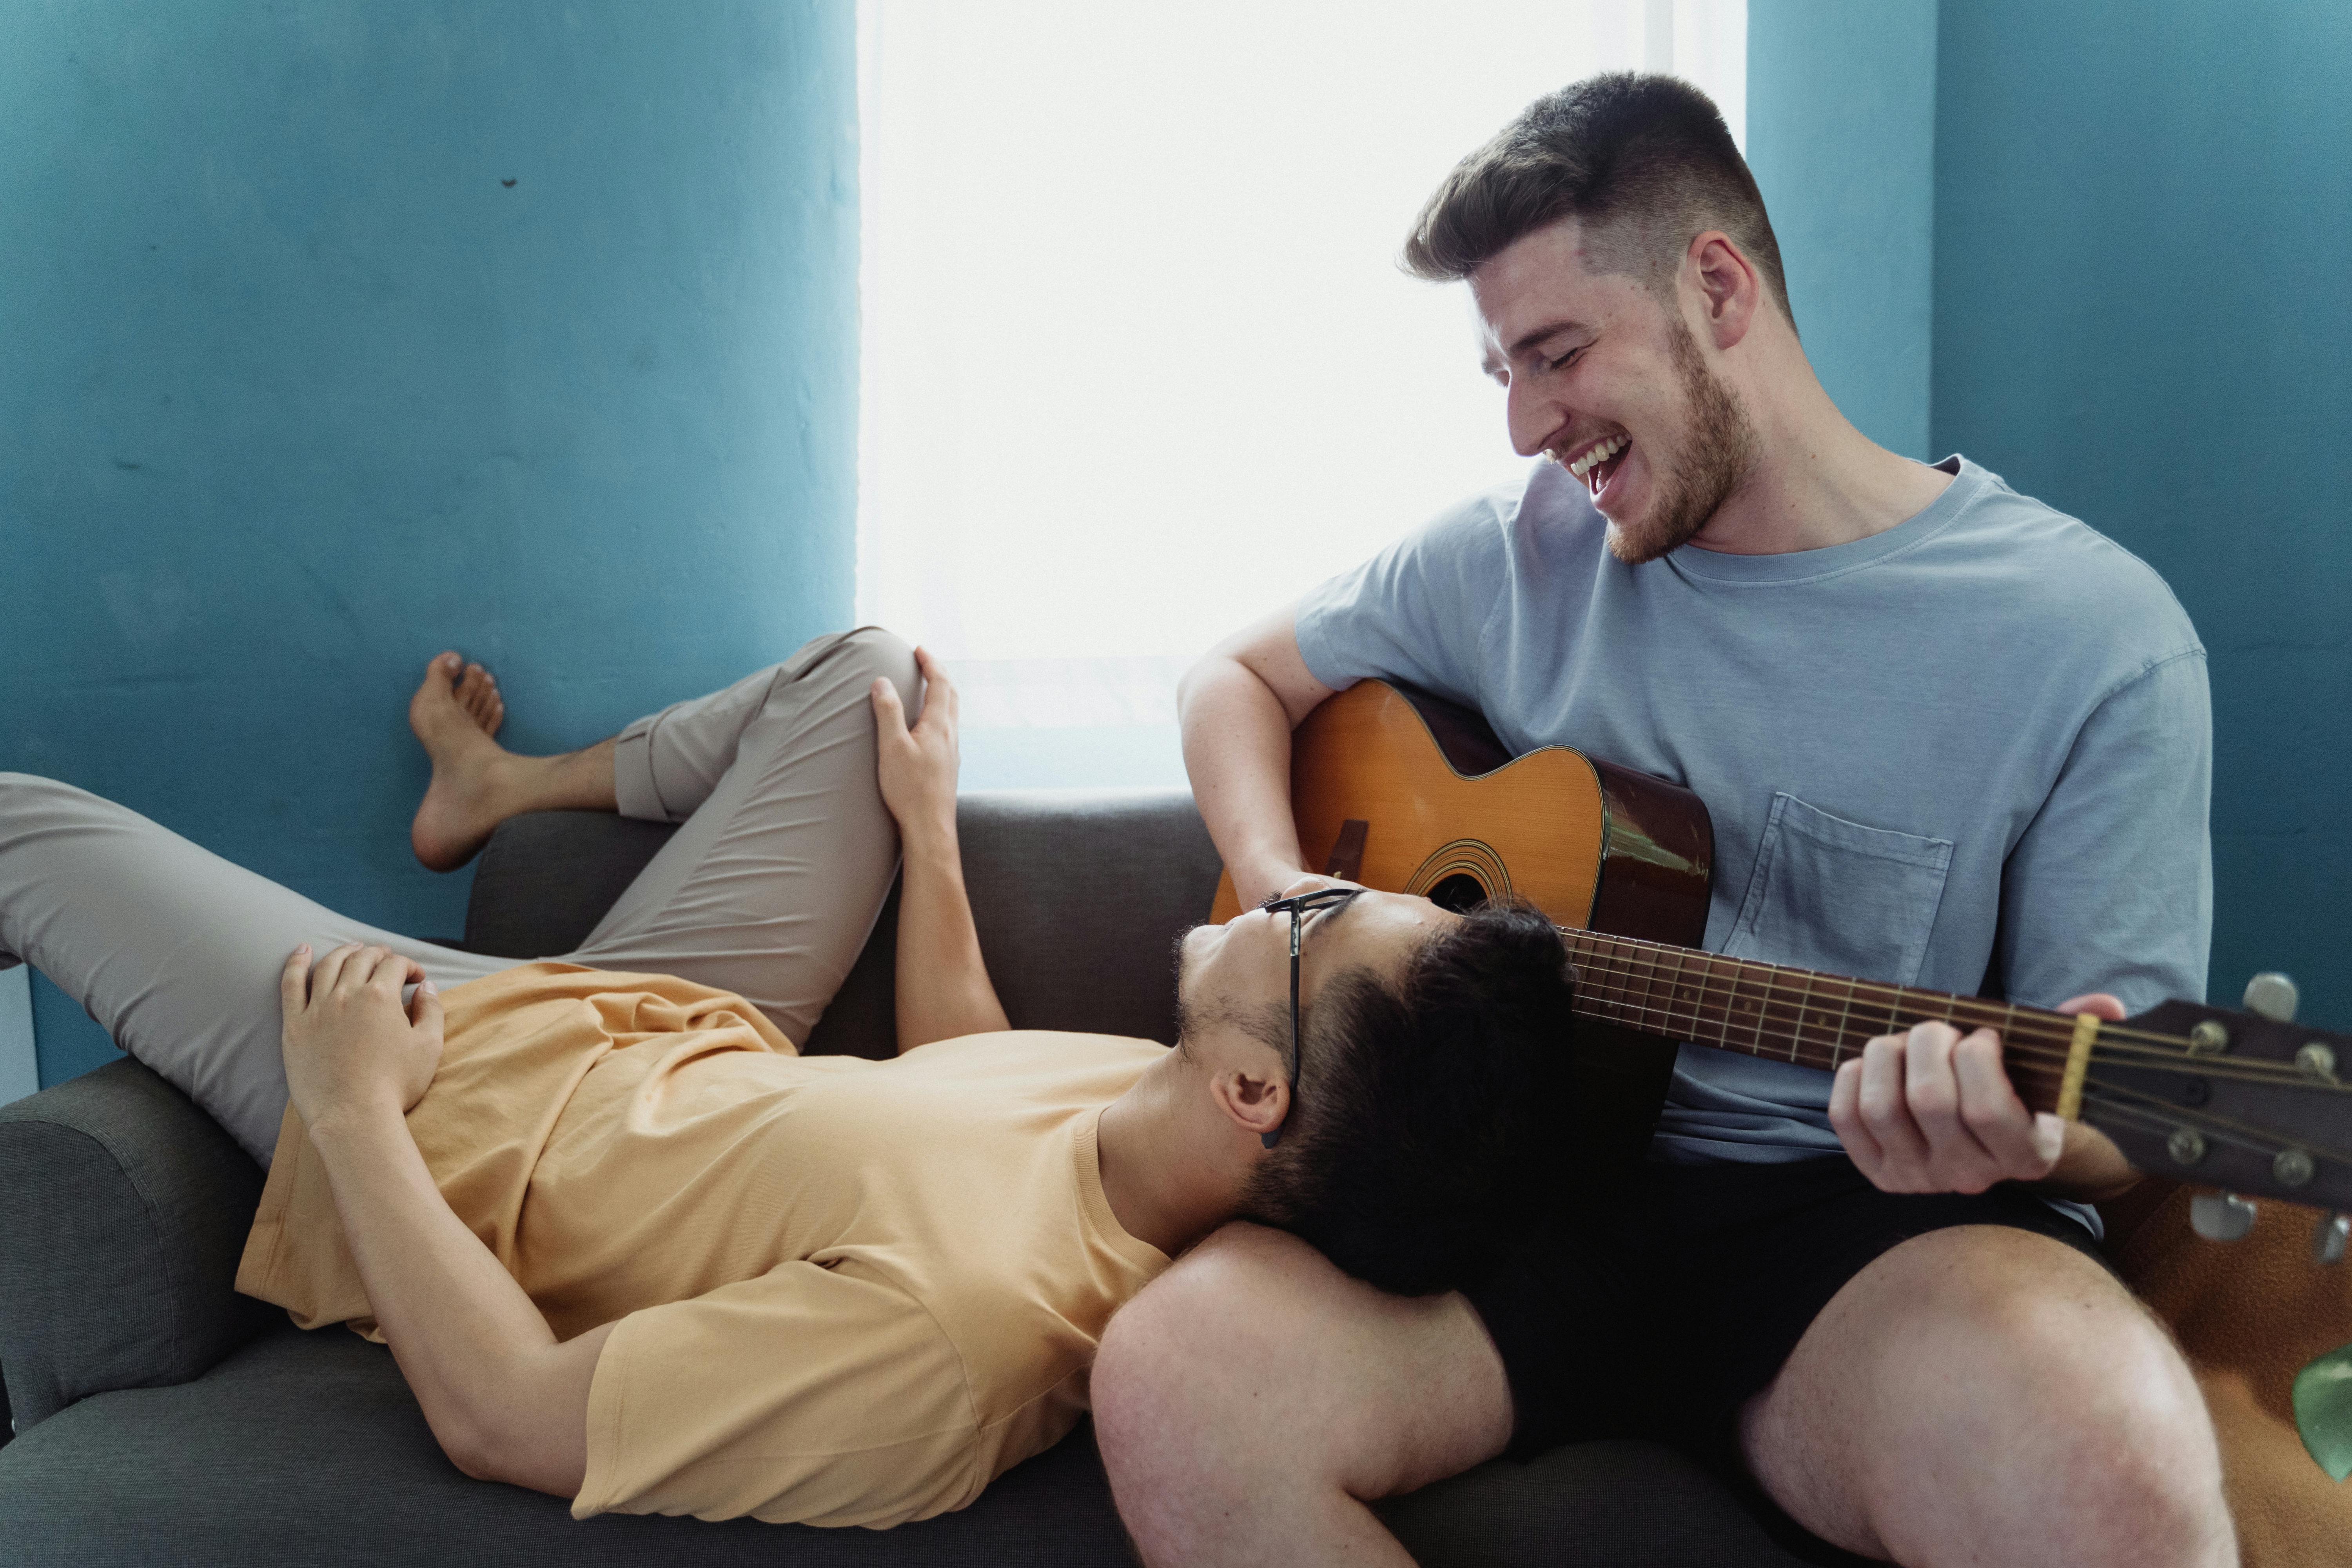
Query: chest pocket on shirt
[[1721, 793, 1954, 987]]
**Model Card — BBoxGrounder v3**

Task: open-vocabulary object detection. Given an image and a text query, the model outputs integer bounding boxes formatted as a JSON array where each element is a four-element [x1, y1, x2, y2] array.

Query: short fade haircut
[[1238, 901, 1579, 1297], [1402, 72, 1793, 328]]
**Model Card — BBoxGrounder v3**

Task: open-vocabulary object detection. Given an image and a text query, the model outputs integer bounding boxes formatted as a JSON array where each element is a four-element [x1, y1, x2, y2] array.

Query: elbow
[[436, 1419, 503, 1484], [435, 1411, 587, 1501], [1178, 651, 1272, 735], [430, 1405, 519, 1485]]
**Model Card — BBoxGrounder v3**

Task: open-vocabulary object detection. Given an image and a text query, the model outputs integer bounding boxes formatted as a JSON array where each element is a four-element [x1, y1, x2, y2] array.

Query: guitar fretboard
[[1558, 927, 2075, 1100]]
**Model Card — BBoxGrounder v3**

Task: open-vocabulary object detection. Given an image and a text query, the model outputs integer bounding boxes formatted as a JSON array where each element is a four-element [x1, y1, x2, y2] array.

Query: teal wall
[[1749, 0, 2351, 1024], [0, 2, 860, 1085], [1931, 0, 2352, 1025], [1745, 0, 1938, 460]]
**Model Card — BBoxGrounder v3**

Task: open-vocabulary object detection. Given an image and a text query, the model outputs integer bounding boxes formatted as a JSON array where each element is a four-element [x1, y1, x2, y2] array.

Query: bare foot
[[409, 652, 513, 871], [453, 658, 505, 739]]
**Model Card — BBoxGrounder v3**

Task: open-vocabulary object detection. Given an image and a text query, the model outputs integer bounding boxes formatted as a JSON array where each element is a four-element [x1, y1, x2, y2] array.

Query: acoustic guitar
[[1208, 678, 2352, 1228]]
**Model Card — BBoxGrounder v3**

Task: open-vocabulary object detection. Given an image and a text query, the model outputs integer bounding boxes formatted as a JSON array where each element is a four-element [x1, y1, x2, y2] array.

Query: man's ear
[[1684, 230, 1759, 352], [1210, 1060, 1289, 1146]]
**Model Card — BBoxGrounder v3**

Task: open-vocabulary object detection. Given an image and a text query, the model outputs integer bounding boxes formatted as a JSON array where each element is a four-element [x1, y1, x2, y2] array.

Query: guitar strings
[[1570, 969, 2080, 1074], [1562, 959, 2352, 1175], [1564, 956, 2083, 1071], [1570, 927, 2230, 1058], [1566, 956, 2328, 1091], [1561, 930, 2337, 1085], [1563, 925, 2232, 1057], [1519, 922, 2350, 1185], [1568, 975, 2347, 1123], [1563, 942, 2077, 1061], [1564, 948, 2342, 1093], [2074, 1076, 2352, 1170]]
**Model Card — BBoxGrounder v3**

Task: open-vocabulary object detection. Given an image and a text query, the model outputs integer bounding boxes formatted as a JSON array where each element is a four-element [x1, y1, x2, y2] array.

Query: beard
[[1604, 319, 1759, 566], [1168, 927, 1289, 1061]]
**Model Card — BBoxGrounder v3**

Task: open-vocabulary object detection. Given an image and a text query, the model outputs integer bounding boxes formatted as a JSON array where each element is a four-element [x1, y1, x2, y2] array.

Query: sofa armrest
[[0, 1058, 270, 1433]]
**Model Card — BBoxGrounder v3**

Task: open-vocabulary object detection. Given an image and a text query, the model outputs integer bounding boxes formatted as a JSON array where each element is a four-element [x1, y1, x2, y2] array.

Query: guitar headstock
[[2081, 976, 2352, 1228]]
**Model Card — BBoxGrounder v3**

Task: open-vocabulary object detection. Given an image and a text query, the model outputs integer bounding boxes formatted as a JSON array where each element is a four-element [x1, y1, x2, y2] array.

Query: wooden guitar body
[[1208, 679, 1716, 946], [1207, 679, 1716, 1168]]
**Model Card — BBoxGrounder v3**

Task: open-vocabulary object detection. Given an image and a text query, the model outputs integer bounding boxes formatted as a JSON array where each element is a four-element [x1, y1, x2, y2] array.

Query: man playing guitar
[[1091, 74, 2230, 1567]]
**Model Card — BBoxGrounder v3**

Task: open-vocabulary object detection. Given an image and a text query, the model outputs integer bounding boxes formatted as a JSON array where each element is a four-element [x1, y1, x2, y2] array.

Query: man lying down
[[0, 628, 1575, 1529]]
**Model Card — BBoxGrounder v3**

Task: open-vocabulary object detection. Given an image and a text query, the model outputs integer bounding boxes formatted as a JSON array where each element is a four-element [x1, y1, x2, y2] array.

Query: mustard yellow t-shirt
[[235, 963, 1171, 1529]]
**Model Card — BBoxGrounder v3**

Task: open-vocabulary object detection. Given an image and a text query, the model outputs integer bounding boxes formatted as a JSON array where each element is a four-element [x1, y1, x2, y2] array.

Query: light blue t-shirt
[[1296, 456, 2212, 1166]]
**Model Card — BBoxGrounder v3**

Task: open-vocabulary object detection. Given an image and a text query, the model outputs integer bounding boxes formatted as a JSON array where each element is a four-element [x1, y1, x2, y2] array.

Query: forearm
[[1178, 655, 1311, 908], [308, 1104, 604, 1493], [893, 819, 1011, 1051]]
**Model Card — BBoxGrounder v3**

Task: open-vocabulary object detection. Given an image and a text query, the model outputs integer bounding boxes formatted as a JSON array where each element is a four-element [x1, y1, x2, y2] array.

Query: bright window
[[857, 1, 1746, 786]]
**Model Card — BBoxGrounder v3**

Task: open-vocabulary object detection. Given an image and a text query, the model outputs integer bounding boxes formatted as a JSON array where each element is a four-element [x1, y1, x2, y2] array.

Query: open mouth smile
[[1556, 433, 1629, 498]]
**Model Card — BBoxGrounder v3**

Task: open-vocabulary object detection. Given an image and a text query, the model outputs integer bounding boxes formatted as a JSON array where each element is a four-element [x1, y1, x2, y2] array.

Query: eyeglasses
[[1256, 887, 1363, 1148]]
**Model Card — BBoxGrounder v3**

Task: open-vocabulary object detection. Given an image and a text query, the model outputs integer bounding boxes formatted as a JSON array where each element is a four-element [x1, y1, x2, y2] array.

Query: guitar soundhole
[[1426, 873, 1490, 913]]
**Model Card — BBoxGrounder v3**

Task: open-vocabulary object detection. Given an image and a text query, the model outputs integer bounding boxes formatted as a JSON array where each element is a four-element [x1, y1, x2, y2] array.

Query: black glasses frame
[[1256, 887, 1362, 1148]]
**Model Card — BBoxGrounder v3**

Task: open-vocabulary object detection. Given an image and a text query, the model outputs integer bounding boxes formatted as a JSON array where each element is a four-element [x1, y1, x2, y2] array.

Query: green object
[[2292, 1341, 2352, 1482]]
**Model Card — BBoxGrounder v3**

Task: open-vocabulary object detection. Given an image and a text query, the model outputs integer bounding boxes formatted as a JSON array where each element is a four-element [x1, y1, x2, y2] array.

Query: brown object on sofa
[[2105, 1179, 2352, 1565]]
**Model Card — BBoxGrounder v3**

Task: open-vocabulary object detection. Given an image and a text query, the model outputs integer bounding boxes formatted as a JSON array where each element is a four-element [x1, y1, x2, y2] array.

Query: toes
[[454, 662, 505, 733]]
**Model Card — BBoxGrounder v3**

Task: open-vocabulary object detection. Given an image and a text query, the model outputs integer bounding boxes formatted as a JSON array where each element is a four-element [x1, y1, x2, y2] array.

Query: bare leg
[[1092, 1222, 1512, 1566], [409, 652, 618, 871], [1740, 1225, 2235, 1567]]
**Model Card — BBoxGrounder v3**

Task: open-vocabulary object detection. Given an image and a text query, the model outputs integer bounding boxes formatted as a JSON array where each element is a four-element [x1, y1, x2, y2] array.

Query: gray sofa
[[0, 791, 1853, 1565]]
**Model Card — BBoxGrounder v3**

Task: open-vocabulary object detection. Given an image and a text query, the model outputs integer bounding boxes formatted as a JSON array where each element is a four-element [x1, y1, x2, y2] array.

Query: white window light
[[857, 0, 1745, 787]]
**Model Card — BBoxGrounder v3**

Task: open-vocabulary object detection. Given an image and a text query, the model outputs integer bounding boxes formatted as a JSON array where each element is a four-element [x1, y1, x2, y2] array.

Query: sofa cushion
[[461, 790, 1224, 1059], [0, 1322, 1126, 1565], [463, 809, 682, 961], [0, 1321, 1822, 1566], [0, 1059, 269, 1431], [806, 788, 1223, 1056], [953, 790, 1221, 1043]]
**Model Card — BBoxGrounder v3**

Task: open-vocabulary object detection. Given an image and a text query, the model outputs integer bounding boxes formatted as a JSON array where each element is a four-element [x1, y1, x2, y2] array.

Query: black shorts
[[1463, 1156, 2107, 1469]]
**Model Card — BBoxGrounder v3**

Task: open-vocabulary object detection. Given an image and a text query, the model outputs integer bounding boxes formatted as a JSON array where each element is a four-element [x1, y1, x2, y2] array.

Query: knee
[[836, 626, 919, 692], [1964, 1290, 2232, 1564], [751, 628, 921, 734], [0, 773, 82, 826], [780, 627, 920, 728], [1093, 1227, 1349, 1556], [1094, 1235, 1299, 1477]]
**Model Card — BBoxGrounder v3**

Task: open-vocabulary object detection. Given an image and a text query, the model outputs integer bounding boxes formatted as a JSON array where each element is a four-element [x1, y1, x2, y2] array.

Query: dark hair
[[1402, 72, 1793, 328], [1237, 901, 1578, 1296]]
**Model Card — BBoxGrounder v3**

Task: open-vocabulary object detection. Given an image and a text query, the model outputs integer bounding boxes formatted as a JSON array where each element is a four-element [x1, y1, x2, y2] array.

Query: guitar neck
[[1558, 928, 2084, 1113]]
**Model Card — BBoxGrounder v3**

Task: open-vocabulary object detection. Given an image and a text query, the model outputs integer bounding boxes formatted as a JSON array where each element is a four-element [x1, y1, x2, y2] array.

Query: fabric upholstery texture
[[0, 1058, 270, 1430], [0, 1321, 1820, 1566], [465, 791, 1224, 1058], [0, 790, 1833, 1564], [464, 810, 684, 960]]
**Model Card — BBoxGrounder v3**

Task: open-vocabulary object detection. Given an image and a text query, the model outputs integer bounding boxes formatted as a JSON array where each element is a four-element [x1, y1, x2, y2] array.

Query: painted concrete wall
[[1931, 0, 2352, 1024], [1744, 0, 1938, 460], [0, 2, 859, 1085]]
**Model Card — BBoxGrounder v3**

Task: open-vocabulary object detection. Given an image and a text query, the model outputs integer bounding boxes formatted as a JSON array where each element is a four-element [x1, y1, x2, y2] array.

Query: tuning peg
[[2191, 1191, 2259, 1242], [2243, 972, 2300, 1024], [2314, 1213, 2351, 1265]]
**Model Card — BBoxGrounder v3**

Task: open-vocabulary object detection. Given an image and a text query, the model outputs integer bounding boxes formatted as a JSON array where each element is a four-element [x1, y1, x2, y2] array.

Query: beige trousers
[[0, 628, 918, 1165]]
